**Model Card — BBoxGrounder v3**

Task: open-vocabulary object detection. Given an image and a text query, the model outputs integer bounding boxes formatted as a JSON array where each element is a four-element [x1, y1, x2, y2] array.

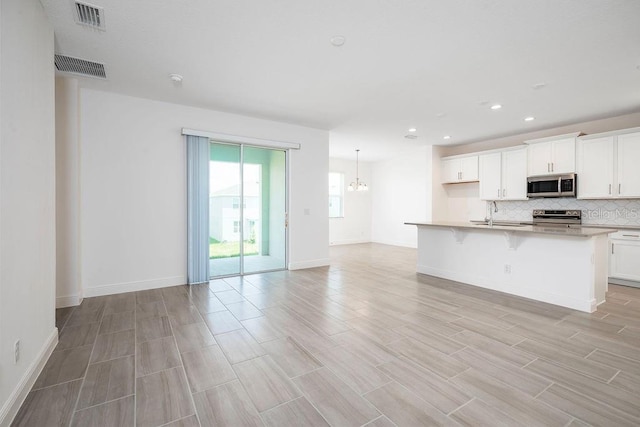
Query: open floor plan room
[[12, 244, 640, 427]]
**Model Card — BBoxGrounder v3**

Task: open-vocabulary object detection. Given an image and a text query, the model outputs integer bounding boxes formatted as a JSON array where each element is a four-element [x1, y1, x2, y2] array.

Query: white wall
[[55, 78, 81, 307], [329, 157, 372, 245], [371, 146, 433, 248], [67, 89, 329, 297], [0, 0, 57, 424]]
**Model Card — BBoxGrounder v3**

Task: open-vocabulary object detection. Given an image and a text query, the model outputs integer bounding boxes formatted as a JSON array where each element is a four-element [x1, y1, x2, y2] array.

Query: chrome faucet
[[488, 201, 498, 227]]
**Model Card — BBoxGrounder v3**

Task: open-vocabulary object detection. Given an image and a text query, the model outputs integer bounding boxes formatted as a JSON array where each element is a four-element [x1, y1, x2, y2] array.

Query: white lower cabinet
[[479, 148, 528, 201], [610, 230, 640, 283]]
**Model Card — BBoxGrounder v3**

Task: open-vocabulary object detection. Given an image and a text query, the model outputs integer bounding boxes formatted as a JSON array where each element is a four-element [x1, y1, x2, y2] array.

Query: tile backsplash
[[491, 198, 640, 227]]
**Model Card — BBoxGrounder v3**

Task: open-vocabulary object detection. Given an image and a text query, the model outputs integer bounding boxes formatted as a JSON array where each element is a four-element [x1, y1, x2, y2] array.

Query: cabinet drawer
[[610, 230, 640, 240]]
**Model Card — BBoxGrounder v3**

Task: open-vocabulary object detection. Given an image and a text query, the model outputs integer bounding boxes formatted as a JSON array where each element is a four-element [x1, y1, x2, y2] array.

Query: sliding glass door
[[209, 142, 287, 278]]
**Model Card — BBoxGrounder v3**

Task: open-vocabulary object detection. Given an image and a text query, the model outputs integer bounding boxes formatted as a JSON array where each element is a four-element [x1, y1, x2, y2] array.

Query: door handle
[[285, 212, 289, 228]]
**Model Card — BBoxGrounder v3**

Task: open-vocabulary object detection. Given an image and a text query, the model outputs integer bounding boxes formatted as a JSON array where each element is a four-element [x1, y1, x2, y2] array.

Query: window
[[233, 220, 240, 233], [328, 172, 344, 218]]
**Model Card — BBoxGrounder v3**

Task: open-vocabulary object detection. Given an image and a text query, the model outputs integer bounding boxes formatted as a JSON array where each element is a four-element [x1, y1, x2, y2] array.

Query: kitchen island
[[406, 221, 616, 312]]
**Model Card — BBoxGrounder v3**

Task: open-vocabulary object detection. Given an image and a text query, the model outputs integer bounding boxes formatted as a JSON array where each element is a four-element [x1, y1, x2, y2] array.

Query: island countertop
[[405, 221, 617, 237]]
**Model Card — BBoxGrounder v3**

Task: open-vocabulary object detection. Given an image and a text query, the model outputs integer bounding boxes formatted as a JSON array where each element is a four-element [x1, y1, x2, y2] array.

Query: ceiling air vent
[[404, 134, 418, 140], [55, 54, 107, 79], [73, 1, 105, 29]]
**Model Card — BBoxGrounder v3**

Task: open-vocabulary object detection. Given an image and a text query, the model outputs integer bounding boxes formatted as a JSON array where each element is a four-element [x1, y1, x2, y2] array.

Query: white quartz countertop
[[405, 221, 617, 237]]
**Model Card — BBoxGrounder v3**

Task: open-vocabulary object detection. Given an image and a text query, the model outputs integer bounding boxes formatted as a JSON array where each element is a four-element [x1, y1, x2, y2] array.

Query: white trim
[[578, 126, 640, 140], [524, 131, 584, 145], [82, 275, 185, 298], [0, 328, 58, 427], [330, 239, 371, 246], [288, 258, 330, 270], [56, 294, 82, 308], [371, 238, 417, 249], [182, 128, 301, 150], [416, 265, 594, 312]]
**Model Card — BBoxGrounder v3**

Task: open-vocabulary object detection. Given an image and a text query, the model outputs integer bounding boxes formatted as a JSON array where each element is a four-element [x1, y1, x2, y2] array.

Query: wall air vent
[[73, 1, 105, 29], [54, 54, 107, 79]]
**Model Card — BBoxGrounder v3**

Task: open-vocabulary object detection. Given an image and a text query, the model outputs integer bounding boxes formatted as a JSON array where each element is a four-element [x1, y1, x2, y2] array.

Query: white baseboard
[[417, 264, 593, 312], [0, 328, 58, 427], [82, 275, 186, 298], [288, 258, 330, 270], [371, 238, 417, 249], [56, 294, 82, 308], [329, 239, 370, 246]]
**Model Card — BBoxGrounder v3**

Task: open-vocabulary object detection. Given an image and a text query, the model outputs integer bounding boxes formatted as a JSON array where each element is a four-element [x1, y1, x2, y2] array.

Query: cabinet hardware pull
[[502, 189, 506, 197], [622, 234, 639, 238], [497, 189, 500, 198], [609, 184, 612, 194], [547, 163, 550, 173], [612, 243, 614, 254], [551, 162, 554, 172], [619, 183, 621, 194]]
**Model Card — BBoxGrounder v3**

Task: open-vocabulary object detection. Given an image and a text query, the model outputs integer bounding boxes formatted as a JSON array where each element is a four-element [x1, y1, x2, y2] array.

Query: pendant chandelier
[[348, 149, 368, 192]]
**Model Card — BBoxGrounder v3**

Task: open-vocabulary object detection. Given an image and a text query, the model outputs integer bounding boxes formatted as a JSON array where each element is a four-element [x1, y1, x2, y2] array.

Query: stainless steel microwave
[[527, 173, 576, 198]]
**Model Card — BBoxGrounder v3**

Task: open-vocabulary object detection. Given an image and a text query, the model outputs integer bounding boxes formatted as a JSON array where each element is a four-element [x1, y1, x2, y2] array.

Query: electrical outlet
[[14, 340, 20, 364], [504, 264, 512, 274]]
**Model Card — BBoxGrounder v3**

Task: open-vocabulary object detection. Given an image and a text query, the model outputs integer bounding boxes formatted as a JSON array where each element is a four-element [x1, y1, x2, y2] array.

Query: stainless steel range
[[532, 209, 582, 226]]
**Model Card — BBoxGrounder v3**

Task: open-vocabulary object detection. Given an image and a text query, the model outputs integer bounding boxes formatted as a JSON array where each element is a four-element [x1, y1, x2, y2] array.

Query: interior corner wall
[[0, 0, 57, 424], [329, 157, 372, 245], [55, 77, 81, 308], [371, 146, 432, 248], [75, 89, 329, 297]]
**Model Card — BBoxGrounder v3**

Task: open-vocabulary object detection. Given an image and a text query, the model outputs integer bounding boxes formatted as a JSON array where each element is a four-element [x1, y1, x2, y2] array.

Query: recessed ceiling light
[[490, 104, 502, 110], [532, 83, 546, 90], [408, 128, 417, 132], [443, 135, 451, 140], [169, 73, 183, 83], [330, 35, 346, 47], [524, 116, 535, 122]]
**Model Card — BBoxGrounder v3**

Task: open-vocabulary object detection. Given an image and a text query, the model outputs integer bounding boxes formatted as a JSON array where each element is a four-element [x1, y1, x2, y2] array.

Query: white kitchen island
[[406, 221, 616, 312]]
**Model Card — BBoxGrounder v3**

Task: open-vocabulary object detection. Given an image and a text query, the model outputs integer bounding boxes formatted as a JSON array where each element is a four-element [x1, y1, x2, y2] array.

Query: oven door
[[527, 177, 560, 197]]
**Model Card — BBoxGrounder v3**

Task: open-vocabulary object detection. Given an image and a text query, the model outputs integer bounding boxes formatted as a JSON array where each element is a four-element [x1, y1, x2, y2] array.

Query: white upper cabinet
[[441, 155, 479, 183], [577, 128, 640, 199], [525, 133, 581, 176], [617, 132, 640, 197], [479, 148, 527, 201], [577, 136, 614, 198], [479, 152, 502, 200]]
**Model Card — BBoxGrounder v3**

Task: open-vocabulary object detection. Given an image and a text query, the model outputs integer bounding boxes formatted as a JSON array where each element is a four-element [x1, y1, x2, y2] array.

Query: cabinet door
[[479, 153, 502, 200], [502, 148, 528, 200], [527, 142, 553, 176], [577, 137, 614, 198], [459, 156, 479, 182], [551, 138, 576, 174], [441, 159, 460, 183], [617, 132, 640, 197], [610, 240, 640, 281]]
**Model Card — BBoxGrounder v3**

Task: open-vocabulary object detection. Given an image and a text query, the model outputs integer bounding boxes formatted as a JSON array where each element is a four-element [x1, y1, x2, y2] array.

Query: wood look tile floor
[[12, 243, 640, 426]]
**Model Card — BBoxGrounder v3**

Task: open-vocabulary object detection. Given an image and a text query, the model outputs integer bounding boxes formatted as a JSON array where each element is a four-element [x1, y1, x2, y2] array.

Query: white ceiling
[[42, 0, 640, 161]]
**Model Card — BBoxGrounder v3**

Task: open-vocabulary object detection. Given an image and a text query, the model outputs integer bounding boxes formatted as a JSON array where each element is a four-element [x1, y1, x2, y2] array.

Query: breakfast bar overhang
[[406, 222, 616, 312]]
